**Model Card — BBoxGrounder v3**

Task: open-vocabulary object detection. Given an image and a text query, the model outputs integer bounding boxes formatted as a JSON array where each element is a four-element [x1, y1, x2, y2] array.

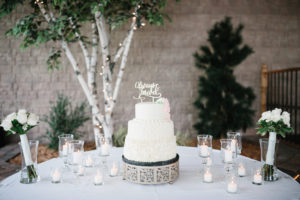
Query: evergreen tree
[[193, 17, 256, 138]]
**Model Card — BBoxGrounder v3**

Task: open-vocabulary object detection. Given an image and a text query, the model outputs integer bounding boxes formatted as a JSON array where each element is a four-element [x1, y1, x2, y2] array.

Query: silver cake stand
[[122, 154, 179, 184]]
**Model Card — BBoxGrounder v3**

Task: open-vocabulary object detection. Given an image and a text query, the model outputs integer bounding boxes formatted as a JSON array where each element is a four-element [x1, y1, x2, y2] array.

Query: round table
[[1, 147, 299, 200]]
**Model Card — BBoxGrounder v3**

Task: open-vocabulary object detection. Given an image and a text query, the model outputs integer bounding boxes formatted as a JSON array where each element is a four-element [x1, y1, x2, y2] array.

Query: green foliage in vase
[[193, 17, 255, 138], [112, 125, 127, 147], [42, 94, 89, 150]]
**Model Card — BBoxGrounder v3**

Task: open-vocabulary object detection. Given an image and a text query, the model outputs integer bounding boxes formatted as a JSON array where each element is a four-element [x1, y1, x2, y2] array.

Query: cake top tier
[[135, 102, 170, 120]]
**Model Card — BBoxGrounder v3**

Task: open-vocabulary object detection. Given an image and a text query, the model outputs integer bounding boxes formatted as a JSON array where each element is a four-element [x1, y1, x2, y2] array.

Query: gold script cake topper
[[133, 81, 162, 102]]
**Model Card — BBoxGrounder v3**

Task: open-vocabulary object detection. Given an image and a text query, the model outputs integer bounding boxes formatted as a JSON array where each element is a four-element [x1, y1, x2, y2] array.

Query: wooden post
[[261, 64, 268, 113]]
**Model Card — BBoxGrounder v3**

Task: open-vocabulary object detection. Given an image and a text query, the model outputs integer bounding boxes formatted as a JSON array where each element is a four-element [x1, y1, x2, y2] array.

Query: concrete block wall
[[0, 0, 300, 142]]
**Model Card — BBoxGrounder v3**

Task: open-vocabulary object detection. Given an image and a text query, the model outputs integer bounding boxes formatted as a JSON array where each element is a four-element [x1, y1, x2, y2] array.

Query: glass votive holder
[[77, 165, 85, 176], [84, 154, 94, 168], [252, 168, 264, 185], [227, 175, 238, 194], [220, 139, 237, 164], [237, 162, 247, 177], [51, 167, 62, 184], [94, 169, 104, 186], [227, 132, 242, 155], [203, 167, 213, 183], [109, 161, 120, 177], [206, 157, 213, 167], [58, 134, 73, 164], [69, 140, 84, 166], [197, 135, 213, 158], [95, 134, 112, 157]]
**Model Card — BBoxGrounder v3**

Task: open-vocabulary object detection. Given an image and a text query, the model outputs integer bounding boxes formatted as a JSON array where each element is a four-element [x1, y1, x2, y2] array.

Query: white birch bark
[[266, 132, 277, 165], [37, 3, 109, 135], [20, 134, 33, 166]]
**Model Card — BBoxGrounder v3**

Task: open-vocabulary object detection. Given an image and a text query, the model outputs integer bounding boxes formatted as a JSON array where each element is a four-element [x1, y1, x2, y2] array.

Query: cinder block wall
[[0, 0, 300, 142]]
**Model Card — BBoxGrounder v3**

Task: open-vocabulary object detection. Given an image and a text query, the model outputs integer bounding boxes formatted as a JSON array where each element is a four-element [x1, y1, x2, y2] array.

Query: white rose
[[259, 111, 272, 122], [27, 113, 39, 126], [6, 112, 17, 122], [281, 111, 290, 127], [270, 108, 282, 122], [17, 109, 28, 124], [1, 119, 12, 131]]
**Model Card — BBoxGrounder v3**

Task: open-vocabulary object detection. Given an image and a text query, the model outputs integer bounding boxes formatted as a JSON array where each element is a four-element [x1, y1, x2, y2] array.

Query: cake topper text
[[133, 81, 162, 102]]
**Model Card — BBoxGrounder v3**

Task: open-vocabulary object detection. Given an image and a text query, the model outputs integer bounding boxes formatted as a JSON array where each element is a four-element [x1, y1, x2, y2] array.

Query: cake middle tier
[[124, 119, 176, 162]]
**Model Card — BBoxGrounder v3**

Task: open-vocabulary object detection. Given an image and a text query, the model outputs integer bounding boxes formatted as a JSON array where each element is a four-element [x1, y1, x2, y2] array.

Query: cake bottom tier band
[[122, 154, 179, 185]]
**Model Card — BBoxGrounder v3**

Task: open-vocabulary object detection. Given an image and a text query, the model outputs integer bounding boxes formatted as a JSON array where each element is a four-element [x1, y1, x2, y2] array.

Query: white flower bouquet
[[257, 108, 293, 181], [1, 109, 39, 182]]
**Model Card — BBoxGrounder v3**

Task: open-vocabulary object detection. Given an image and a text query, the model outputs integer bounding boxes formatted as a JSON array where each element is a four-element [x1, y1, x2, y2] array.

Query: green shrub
[[42, 94, 90, 150]]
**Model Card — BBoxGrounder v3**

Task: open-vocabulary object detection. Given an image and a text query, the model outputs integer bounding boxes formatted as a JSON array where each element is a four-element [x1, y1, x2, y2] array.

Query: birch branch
[[37, 3, 107, 129], [69, 17, 90, 70], [111, 21, 136, 111], [112, 34, 129, 64]]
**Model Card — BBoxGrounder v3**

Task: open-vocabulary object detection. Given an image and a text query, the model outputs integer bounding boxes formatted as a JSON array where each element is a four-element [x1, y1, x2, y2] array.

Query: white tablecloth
[[1, 147, 299, 200]]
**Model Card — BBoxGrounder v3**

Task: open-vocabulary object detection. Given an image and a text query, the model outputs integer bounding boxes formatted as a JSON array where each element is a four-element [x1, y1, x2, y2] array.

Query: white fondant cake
[[124, 102, 176, 162]]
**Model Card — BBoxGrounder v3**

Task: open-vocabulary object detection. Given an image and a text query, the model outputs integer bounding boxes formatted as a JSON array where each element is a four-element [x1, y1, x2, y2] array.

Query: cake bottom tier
[[122, 154, 179, 185]]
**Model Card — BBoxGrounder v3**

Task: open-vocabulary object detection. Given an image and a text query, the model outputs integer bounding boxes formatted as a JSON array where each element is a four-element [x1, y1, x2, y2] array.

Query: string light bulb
[[101, 66, 104, 69], [119, 43, 122, 47], [141, 22, 146, 27]]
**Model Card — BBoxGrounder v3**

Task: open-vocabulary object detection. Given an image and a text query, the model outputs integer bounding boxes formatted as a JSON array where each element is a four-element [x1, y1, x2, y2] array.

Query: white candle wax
[[110, 164, 119, 176], [78, 165, 85, 176], [52, 168, 61, 182], [73, 151, 82, 164], [203, 171, 213, 182], [94, 173, 103, 185], [85, 155, 93, 167], [101, 143, 110, 156], [227, 181, 238, 193], [224, 149, 233, 163], [200, 144, 209, 157], [238, 165, 246, 176], [253, 174, 262, 184], [206, 157, 212, 167], [62, 144, 68, 156], [230, 140, 237, 153]]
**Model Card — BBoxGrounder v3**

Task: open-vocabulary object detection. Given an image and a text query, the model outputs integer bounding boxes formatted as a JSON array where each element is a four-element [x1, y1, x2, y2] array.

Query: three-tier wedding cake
[[122, 82, 179, 184]]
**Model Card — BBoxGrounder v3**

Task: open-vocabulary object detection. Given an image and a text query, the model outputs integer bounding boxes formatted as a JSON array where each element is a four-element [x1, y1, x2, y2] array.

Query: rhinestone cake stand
[[122, 154, 179, 184]]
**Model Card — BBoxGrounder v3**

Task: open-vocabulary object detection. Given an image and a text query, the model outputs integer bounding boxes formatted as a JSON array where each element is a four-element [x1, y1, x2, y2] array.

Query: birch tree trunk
[[38, 2, 137, 143]]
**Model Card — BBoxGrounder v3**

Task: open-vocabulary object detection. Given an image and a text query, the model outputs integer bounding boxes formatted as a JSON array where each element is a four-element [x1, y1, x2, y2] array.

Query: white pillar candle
[[52, 168, 61, 183], [101, 143, 110, 156], [206, 157, 212, 167], [227, 181, 238, 193], [238, 165, 246, 177], [253, 173, 262, 184], [110, 163, 119, 176], [78, 165, 85, 176], [203, 169, 213, 183], [200, 144, 209, 157], [85, 155, 93, 167], [224, 149, 233, 163], [73, 151, 82, 165], [94, 173, 103, 185], [62, 144, 68, 156], [230, 139, 237, 153]]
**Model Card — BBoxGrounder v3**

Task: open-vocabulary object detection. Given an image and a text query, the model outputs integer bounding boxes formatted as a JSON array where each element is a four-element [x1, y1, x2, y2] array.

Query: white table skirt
[[1, 146, 299, 200]]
